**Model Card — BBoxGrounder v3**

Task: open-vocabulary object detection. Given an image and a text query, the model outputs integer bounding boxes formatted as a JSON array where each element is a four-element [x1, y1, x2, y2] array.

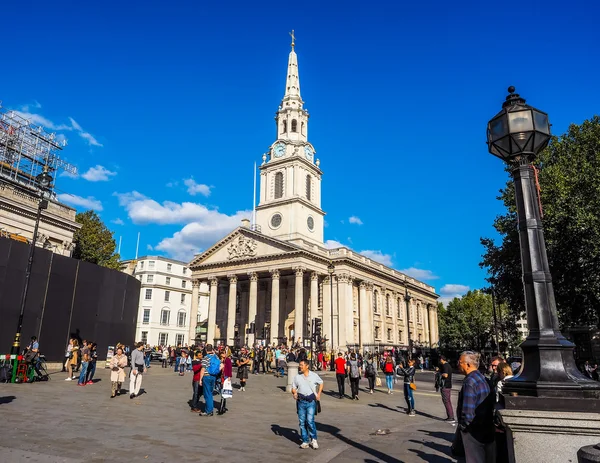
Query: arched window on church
[[291, 119, 297, 132], [274, 172, 284, 199], [374, 326, 380, 340], [387, 328, 392, 341], [282, 120, 287, 133], [306, 175, 311, 200], [301, 121, 305, 135], [385, 294, 390, 316], [373, 290, 379, 314]]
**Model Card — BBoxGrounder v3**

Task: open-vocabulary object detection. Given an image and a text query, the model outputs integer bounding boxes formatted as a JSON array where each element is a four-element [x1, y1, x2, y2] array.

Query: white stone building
[[189, 38, 439, 351], [122, 256, 209, 346]]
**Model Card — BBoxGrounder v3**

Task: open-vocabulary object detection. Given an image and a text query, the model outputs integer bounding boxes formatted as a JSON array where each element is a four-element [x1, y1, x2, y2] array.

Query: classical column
[[322, 276, 332, 350], [207, 277, 218, 344], [337, 274, 348, 350], [270, 270, 280, 344], [427, 305, 436, 349], [188, 279, 200, 344], [366, 282, 374, 347], [359, 282, 369, 349], [392, 291, 399, 346], [346, 276, 355, 346], [432, 305, 439, 346], [226, 274, 238, 344], [247, 272, 258, 347], [294, 267, 305, 344], [424, 303, 431, 347], [310, 272, 319, 321]]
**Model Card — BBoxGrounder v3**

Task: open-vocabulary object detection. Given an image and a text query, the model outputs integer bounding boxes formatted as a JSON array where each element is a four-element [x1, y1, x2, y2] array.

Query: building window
[[374, 326, 380, 339], [301, 121, 305, 134], [183, 267, 187, 275], [145, 289, 152, 300], [398, 330, 403, 343], [182, 280, 186, 289], [177, 311, 186, 327], [274, 172, 284, 199], [417, 304, 421, 323], [167, 263, 172, 272], [148, 261, 155, 270], [147, 275, 154, 283], [385, 294, 390, 316], [387, 328, 392, 341], [164, 291, 170, 302], [373, 291, 379, 313], [160, 309, 170, 326], [141, 331, 148, 344], [281, 120, 287, 133], [175, 334, 184, 346], [143, 309, 150, 324], [306, 175, 311, 200], [158, 333, 168, 346], [138, 261, 144, 270], [181, 294, 186, 304], [291, 119, 297, 132], [397, 298, 402, 319], [166, 277, 171, 286]]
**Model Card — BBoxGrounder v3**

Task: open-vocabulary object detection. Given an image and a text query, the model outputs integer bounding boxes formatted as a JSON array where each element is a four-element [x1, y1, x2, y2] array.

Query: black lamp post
[[11, 165, 52, 355], [487, 87, 600, 409], [404, 285, 412, 359], [327, 262, 335, 352]]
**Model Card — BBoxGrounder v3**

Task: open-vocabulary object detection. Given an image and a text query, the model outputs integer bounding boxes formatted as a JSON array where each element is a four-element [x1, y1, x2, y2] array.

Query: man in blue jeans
[[291, 359, 324, 449], [199, 344, 218, 417]]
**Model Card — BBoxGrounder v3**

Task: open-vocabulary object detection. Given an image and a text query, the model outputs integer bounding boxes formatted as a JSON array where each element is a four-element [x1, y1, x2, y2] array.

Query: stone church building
[[189, 38, 439, 352]]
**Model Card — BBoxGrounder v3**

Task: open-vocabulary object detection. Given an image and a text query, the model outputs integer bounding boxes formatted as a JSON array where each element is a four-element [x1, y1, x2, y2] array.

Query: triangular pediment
[[189, 227, 302, 268]]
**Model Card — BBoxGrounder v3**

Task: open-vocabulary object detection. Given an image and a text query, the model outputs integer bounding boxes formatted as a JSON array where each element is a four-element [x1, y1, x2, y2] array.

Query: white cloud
[[57, 193, 103, 211], [360, 250, 393, 267], [59, 170, 79, 179], [324, 240, 345, 249], [81, 165, 117, 182], [349, 216, 363, 225], [68, 117, 103, 147], [399, 267, 439, 281], [111, 218, 124, 225], [147, 244, 154, 251], [184, 178, 211, 197], [440, 284, 470, 295]]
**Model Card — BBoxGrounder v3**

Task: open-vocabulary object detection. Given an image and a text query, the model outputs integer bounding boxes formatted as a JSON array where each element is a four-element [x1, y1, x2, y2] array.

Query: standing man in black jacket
[[439, 356, 456, 424]]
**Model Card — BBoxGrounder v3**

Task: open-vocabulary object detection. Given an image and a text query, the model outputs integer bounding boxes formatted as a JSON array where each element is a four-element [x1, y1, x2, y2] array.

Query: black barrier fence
[[0, 237, 140, 361]]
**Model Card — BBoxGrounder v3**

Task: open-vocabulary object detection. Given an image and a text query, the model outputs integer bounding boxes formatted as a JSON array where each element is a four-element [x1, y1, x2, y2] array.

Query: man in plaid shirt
[[457, 351, 496, 462]]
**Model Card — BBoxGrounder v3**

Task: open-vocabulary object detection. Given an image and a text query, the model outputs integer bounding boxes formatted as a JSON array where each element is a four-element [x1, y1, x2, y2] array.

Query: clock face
[[304, 145, 314, 160], [274, 143, 285, 158], [307, 216, 314, 231], [271, 213, 282, 228]]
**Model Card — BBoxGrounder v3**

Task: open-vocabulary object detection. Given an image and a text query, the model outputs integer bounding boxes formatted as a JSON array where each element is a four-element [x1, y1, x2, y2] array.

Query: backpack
[[207, 354, 221, 376], [349, 360, 359, 378], [365, 361, 376, 376]]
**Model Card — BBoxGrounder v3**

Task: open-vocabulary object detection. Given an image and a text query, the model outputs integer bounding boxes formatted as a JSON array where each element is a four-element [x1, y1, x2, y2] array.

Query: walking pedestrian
[[199, 344, 222, 417], [398, 359, 416, 416], [109, 347, 128, 398], [65, 339, 78, 381], [129, 342, 146, 399], [439, 355, 456, 424], [334, 352, 346, 399], [237, 347, 250, 391], [217, 350, 233, 415], [364, 354, 376, 394], [347, 353, 362, 400], [291, 359, 323, 450], [85, 342, 98, 384], [457, 351, 496, 462], [77, 341, 91, 386], [190, 351, 203, 412], [383, 356, 395, 394], [161, 347, 168, 368]]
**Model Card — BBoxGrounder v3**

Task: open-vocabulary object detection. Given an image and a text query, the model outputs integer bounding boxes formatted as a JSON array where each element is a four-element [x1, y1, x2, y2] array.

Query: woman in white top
[[495, 362, 514, 402]]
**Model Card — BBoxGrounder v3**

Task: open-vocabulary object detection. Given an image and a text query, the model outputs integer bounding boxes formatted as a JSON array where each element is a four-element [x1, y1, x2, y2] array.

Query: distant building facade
[[121, 256, 209, 346]]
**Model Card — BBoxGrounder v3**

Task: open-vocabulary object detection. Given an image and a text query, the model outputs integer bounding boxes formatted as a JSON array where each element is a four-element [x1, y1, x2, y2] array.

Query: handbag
[[221, 378, 233, 399], [375, 376, 382, 387], [451, 428, 465, 457], [410, 381, 417, 391]]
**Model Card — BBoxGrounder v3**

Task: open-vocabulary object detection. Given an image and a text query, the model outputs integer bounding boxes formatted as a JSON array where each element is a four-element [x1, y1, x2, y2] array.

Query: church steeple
[[255, 32, 325, 246]]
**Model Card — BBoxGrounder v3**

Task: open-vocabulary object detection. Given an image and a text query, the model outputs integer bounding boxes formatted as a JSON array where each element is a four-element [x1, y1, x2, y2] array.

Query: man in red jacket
[[190, 351, 203, 412]]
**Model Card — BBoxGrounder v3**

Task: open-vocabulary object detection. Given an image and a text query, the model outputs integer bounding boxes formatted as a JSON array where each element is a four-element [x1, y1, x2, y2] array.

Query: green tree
[[480, 116, 600, 328], [72, 210, 121, 270]]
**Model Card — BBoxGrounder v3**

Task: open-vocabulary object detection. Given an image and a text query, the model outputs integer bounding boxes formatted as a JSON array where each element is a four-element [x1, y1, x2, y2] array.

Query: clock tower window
[[306, 175, 312, 200], [274, 172, 284, 199], [281, 120, 287, 133], [291, 119, 297, 132], [301, 121, 304, 135]]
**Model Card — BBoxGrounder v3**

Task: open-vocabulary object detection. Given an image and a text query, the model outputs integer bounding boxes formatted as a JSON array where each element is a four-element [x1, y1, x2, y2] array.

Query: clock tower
[[255, 33, 325, 245]]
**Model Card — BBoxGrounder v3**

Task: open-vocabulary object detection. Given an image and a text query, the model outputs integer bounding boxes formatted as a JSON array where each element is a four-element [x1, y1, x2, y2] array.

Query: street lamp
[[327, 262, 334, 354], [404, 285, 412, 359], [487, 87, 600, 407], [10, 165, 52, 355]]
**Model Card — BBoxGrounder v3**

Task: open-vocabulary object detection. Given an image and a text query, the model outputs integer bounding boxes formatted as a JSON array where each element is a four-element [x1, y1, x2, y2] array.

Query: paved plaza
[[0, 365, 463, 463]]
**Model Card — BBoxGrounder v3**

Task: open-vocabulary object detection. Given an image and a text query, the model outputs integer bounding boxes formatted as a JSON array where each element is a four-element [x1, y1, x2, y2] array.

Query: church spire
[[283, 30, 302, 103]]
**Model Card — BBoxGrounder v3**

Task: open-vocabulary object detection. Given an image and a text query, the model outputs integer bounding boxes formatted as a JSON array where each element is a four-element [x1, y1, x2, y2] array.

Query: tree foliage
[[73, 210, 121, 270], [481, 116, 600, 328]]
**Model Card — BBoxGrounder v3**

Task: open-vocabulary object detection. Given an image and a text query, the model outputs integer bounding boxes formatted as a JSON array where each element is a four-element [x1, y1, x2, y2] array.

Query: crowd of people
[[62, 337, 98, 386]]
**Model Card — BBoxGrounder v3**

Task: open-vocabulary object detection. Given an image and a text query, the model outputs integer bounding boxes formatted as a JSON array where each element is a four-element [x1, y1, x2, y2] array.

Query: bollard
[[286, 361, 299, 392]]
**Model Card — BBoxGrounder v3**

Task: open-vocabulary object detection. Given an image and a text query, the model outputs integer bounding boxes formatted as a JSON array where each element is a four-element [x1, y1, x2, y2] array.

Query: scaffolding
[[0, 102, 77, 195]]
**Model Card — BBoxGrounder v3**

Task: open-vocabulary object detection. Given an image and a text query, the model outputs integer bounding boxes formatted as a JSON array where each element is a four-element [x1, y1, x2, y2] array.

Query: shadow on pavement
[[316, 422, 404, 463], [368, 403, 403, 413], [419, 430, 455, 442], [408, 448, 455, 463], [271, 424, 302, 444], [0, 396, 16, 405]]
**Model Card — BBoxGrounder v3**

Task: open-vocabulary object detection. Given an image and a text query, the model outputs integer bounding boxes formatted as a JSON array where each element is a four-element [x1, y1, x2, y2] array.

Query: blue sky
[[2, 1, 598, 304]]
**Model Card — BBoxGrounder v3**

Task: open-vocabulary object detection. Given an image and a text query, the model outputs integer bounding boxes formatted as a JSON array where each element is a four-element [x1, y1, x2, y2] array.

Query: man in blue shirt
[[457, 351, 496, 462]]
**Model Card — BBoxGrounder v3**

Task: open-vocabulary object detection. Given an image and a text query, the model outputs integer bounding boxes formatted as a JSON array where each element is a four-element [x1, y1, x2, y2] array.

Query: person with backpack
[[383, 355, 395, 394], [334, 352, 346, 399], [347, 353, 362, 400], [364, 354, 377, 394], [199, 344, 222, 416]]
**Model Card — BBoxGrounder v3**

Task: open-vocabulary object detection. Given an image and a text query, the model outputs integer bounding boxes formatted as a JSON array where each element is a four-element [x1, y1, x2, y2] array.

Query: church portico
[[189, 34, 439, 352]]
